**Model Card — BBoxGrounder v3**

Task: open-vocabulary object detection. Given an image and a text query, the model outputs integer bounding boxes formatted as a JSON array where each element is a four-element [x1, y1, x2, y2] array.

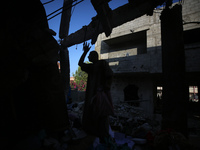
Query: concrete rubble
[[67, 101, 160, 134], [32, 101, 196, 150], [63, 101, 161, 150]]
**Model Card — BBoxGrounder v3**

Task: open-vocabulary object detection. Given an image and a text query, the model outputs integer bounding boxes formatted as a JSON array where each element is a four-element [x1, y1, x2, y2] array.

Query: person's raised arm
[[78, 42, 91, 66]]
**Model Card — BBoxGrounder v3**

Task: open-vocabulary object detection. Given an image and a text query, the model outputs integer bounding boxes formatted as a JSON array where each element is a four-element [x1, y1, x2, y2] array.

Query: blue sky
[[41, 0, 179, 76], [41, 0, 128, 76]]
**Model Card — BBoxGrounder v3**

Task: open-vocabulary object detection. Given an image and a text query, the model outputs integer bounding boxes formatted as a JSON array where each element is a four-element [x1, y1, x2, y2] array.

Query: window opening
[[155, 86, 163, 113], [123, 84, 139, 106], [189, 86, 199, 102]]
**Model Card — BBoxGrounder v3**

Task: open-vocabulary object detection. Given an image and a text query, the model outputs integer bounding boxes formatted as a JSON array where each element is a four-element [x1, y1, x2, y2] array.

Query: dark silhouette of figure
[[78, 42, 114, 141], [1, 1, 69, 149]]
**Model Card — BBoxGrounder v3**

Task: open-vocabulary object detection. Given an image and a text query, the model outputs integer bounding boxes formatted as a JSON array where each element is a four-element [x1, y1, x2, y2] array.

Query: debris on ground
[[63, 102, 162, 150], [12, 101, 196, 150], [110, 103, 160, 138]]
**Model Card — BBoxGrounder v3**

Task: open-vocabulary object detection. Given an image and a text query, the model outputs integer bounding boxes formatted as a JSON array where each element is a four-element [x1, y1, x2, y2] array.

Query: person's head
[[88, 51, 98, 63]]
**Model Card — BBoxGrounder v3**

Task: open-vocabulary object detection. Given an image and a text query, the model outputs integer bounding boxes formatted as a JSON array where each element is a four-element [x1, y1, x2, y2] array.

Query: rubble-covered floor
[[188, 107, 200, 149], [7, 102, 200, 150], [65, 102, 200, 150]]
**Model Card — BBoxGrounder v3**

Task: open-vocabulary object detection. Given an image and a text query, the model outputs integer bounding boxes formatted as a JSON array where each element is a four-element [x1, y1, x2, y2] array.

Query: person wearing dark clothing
[[78, 42, 114, 141], [1, 1, 69, 149]]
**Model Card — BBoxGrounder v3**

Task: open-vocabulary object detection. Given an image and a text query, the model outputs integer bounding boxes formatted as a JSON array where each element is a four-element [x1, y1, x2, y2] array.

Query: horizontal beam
[[62, 0, 166, 47]]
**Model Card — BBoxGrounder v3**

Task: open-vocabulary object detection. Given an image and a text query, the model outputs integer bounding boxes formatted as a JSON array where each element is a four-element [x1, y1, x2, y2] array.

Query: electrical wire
[[47, 0, 84, 21], [46, 0, 77, 18], [71, 1, 76, 16], [42, 0, 55, 5], [47, 6, 63, 18]]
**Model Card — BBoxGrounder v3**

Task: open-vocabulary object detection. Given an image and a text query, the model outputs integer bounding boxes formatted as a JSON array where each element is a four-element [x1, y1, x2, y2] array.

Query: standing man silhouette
[[78, 42, 114, 142]]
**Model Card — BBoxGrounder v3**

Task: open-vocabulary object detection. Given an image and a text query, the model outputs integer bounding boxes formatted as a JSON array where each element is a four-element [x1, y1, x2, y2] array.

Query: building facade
[[94, 0, 200, 116]]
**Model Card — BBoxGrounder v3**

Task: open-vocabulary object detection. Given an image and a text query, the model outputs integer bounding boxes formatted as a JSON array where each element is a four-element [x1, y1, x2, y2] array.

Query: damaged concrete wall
[[183, 0, 200, 73], [96, 8, 163, 74], [95, 0, 200, 116], [111, 75, 155, 114]]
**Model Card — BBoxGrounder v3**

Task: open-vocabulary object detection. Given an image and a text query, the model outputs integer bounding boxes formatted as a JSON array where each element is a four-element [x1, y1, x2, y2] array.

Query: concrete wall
[[182, 0, 200, 73], [96, 5, 163, 74], [95, 0, 200, 116], [111, 75, 155, 114]]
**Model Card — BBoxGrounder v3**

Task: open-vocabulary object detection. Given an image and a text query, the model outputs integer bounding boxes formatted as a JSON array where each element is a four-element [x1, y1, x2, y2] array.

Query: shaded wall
[[95, 0, 200, 116]]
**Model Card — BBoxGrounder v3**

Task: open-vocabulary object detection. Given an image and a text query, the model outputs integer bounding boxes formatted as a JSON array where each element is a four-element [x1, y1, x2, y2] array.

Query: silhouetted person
[[78, 42, 114, 142], [1, 1, 69, 149]]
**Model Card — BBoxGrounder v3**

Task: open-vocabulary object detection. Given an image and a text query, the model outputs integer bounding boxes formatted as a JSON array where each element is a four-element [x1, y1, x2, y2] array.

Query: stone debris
[[67, 101, 161, 138], [63, 101, 161, 149], [109, 103, 160, 138], [39, 101, 190, 150]]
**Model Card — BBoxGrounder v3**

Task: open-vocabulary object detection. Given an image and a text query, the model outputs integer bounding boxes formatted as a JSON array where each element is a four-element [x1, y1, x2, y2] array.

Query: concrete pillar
[[160, 4, 188, 137], [59, 0, 73, 101]]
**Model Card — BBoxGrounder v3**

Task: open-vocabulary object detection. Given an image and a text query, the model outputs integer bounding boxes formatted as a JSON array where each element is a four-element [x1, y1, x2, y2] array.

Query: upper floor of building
[[95, 0, 200, 74]]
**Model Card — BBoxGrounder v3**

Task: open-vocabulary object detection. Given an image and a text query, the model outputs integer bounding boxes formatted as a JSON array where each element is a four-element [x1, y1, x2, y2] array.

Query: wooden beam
[[62, 0, 166, 47]]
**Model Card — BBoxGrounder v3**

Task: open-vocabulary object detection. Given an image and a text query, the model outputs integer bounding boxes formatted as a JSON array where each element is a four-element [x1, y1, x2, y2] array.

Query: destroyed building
[[94, 0, 200, 117], [2, 0, 200, 149]]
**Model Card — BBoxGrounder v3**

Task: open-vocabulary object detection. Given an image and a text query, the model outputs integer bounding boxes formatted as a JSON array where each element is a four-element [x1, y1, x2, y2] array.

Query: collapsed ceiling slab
[[91, 0, 113, 37], [62, 0, 166, 48]]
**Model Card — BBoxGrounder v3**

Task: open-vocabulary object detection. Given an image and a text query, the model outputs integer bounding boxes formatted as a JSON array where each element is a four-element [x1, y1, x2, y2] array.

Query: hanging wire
[[42, 0, 55, 5], [71, 1, 76, 16], [47, 0, 84, 21], [46, 0, 78, 18], [47, 7, 63, 18]]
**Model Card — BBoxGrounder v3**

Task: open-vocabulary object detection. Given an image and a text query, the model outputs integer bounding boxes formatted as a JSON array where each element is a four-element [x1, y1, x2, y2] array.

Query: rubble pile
[[113, 103, 146, 119], [110, 103, 160, 138], [18, 102, 194, 150], [65, 101, 161, 149], [67, 101, 161, 139]]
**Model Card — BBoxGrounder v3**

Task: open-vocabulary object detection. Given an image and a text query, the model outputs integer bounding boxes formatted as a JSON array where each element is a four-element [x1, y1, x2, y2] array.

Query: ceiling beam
[[62, 0, 166, 48]]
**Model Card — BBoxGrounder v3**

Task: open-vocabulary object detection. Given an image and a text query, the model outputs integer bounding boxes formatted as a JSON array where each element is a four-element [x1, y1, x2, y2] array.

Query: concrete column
[[160, 4, 188, 137], [59, 0, 73, 101]]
